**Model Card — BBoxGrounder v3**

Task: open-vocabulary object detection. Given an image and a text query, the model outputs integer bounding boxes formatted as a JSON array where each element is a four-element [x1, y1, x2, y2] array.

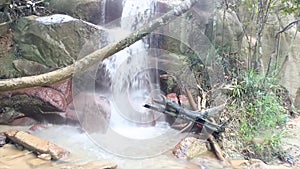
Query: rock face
[[0, 13, 111, 125], [12, 14, 108, 69], [48, 0, 106, 25]]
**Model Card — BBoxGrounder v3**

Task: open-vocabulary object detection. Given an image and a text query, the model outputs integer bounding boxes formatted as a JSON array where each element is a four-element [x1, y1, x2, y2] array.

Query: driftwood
[[5, 129, 69, 160], [0, 0, 198, 92]]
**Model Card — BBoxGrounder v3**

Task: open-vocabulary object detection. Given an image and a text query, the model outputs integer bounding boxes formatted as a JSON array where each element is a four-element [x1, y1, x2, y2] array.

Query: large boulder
[[48, 0, 105, 24], [0, 79, 73, 125], [12, 14, 109, 69]]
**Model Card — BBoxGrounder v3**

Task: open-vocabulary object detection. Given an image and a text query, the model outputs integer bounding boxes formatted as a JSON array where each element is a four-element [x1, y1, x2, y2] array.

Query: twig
[[179, 87, 198, 133], [265, 18, 300, 77]]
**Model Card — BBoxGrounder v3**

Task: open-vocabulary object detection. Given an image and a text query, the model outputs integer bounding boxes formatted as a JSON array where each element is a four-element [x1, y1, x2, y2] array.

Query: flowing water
[[101, 0, 163, 139]]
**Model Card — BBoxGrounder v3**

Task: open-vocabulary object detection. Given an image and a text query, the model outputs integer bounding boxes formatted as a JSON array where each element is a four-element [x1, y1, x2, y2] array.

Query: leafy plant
[[230, 70, 288, 153], [279, 0, 300, 15]]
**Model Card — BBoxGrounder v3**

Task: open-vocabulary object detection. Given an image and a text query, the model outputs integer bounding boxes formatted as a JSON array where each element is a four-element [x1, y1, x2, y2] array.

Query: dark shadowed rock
[[0, 132, 7, 147], [0, 87, 67, 112], [10, 117, 38, 126], [0, 78, 76, 124], [0, 107, 25, 124], [0, 86, 68, 124]]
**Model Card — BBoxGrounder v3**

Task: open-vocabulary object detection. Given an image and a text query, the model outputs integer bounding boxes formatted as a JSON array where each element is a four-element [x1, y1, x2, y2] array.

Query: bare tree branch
[[0, 0, 198, 92], [265, 18, 300, 77]]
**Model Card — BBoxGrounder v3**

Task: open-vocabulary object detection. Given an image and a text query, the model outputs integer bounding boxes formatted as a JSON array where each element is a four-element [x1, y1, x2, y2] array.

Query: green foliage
[[230, 70, 288, 151], [280, 0, 300, 15], [241, 0, 300, 15]]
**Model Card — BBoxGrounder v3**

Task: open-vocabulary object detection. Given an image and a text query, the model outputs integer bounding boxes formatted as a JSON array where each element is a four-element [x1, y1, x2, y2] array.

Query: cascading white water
[[101, 0, 170, 140]]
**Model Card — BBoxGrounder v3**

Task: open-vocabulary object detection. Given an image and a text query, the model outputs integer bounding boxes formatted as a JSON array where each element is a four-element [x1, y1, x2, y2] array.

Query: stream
[[0, 124, 229, 169]]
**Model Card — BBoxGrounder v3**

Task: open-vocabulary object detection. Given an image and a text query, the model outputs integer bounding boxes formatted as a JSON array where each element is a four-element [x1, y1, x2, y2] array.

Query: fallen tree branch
[[0, 0, 198, 92]]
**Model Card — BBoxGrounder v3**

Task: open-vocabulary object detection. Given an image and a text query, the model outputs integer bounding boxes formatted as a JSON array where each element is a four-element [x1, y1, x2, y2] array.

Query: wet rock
[[48, 0, 105, 24], [37, 153, 52, 161], [29, 124, 48, 132], [0, 107, 25, 124], [10, 117, 38, 126], [5, 129, 70, 160], [0, 132, 7, 147], [72, 93, 111, 133], [173, 137, 208, 160]]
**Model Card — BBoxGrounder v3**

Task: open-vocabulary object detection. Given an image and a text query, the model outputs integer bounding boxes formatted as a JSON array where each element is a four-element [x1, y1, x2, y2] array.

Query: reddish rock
[[167, 93, 191, 108], [49, 79, 73, 104], [11, 117, 37, 126], [167, 93, 179, 103], [179, 94, 191, 109], [29, 124, 48, 131], [0, 87, 67, 112], [5, 129, 69, 160]]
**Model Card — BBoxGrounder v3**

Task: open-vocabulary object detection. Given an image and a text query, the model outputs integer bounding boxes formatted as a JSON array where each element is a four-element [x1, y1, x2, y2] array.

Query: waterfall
[[100, 0, 167, 139]]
